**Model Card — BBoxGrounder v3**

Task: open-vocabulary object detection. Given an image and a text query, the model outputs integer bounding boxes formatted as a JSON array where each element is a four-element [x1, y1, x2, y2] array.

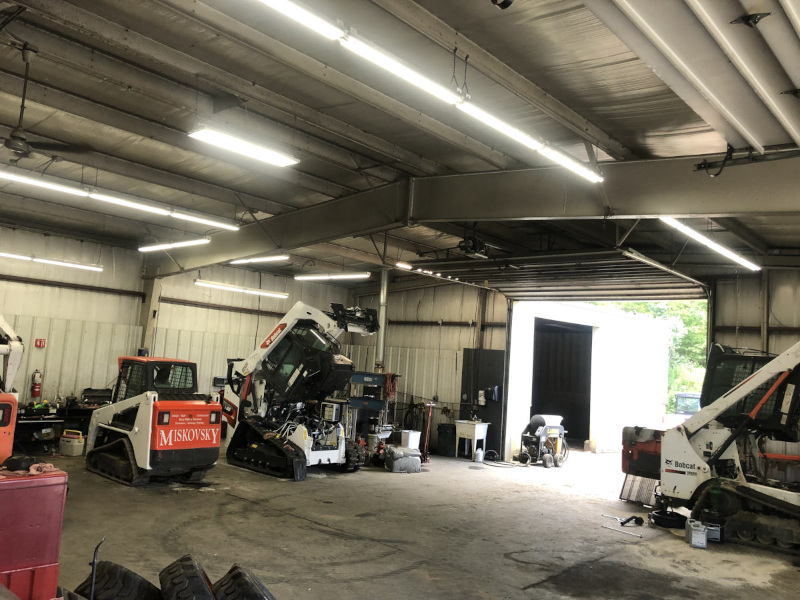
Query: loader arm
[[0, 315, 23, 393], [223, 302, 378, 425], [682, 339, 800, 436]]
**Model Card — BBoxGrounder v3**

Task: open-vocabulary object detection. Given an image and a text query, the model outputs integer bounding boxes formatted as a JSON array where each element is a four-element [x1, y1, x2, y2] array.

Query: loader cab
[[701, 344, 800, 441], [262, 321, 353, 403], [113, 357, 198, 403]]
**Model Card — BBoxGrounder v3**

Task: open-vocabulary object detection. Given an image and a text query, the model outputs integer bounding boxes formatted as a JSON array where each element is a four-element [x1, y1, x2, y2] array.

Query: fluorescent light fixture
[[0, 251, 32, 261], [0, 170, 89, 197], [33, 258, 103, 272], [340, 36, 462, 105], [89, 193, 170, 216], [139, 238, 210, 253], [294, 272, 371, 281], [195, 279, 289, 299], [256, 0, 344, 40], [0, 251, 101, 271], [230, 255, 290, 265], [660, 217, 761, 271], [170, 211, 239, 231], [457, 102, 544, 151], [538, 146, 604, 183], [189, 128, 299, 167], [395, 261, 413, 270]]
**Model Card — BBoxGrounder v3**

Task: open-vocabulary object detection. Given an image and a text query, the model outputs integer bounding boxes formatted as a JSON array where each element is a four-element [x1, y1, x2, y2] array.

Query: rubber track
[[74, 561, 161, 600], [211, 565, 276, 600], [159, 555, 215, 600], [723, 533, 800, 556], [85, 438, 149, 486], [342, 439, 365, 472]]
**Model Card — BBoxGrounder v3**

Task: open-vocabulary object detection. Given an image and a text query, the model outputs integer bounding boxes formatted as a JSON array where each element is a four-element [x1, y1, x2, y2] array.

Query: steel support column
[[375, 268, 389, 372]]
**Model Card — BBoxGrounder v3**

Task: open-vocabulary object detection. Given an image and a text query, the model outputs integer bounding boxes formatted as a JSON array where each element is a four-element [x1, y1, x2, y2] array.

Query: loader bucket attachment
[[226, 419, 307, 481]]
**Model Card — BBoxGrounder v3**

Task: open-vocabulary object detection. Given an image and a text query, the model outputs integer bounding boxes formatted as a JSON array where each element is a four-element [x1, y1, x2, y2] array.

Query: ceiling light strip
[[659, 217, 761, 271], [230, 255, 290, 264], [0, 250, 102, 271], [294, 272, 371, 281], [189, 128, 299, 167], [139, 239, 210, 253], [195, 279, 289, 299], [0, 170, 89, 196], [0, 167, 240, 231], [253, 0, 603, 183]]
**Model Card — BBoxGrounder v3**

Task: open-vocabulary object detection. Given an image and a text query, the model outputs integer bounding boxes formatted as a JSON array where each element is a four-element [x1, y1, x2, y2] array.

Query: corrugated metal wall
[[0, 226, 143, 402], [343, 285, 509, 449], [6, 314, 141, 402], [152, 266, 348, 394], [713, 272, 800, 478]]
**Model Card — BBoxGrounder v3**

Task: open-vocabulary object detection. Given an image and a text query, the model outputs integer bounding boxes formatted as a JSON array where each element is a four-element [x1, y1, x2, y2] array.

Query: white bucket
[[473, 448, 484, 463], [401, 430, 421, 449]]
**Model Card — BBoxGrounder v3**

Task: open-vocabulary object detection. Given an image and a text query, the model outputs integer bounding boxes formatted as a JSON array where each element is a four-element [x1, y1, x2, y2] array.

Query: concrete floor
[[48, 450, 799, 600]]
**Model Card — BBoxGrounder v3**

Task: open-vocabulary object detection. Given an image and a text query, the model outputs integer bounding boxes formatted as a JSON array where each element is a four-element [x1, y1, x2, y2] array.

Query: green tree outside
[[592, 300, 708, 412]]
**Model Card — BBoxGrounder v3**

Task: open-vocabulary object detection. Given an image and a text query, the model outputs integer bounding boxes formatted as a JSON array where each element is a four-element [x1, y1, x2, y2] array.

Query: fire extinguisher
[[31, 369, 43, 398]]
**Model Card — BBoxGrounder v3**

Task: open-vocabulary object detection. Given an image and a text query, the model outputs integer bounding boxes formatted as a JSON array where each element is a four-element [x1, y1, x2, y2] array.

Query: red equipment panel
[[151, 400, 222, 451], [0, 469, 68, 600], [0, 394, 16, 464]]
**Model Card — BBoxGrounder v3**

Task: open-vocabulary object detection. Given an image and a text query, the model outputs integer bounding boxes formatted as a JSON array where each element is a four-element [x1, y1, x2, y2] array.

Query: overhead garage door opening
[[506, 302, 670, 459], [532, 318, 592, 443]]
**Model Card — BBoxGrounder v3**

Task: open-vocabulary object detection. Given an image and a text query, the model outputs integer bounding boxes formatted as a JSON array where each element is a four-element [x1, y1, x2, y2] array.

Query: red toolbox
[[0, 468, 68, 600]]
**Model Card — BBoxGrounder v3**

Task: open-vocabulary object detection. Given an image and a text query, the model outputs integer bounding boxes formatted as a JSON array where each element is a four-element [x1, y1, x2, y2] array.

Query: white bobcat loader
[[222, 302, 378, 481], [624, 340, 800, 550]]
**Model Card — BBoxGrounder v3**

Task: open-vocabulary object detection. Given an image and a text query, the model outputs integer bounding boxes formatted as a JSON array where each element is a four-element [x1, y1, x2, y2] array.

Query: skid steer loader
[[623, 341, 800, 551], [86, 357, 221, 485], [222, 302, 378, 481]]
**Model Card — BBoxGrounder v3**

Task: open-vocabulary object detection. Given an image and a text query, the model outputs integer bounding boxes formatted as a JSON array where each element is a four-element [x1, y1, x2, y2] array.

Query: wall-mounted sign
[[34, 338, 47, 348]]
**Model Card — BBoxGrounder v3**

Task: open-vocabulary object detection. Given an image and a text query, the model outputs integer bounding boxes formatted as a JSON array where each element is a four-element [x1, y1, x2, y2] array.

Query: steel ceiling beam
[[12, 0, 446, 178], [409, 155, 800, 221], [144, 182, 410, 277], [710, 217, 770, 255], [423, 222, 535, 255], [608, 0, 788, 153], [310, 242, 388, 267], [143, 153, 800, 276], [583, 0, 750, 149], [370, 0, 635, 161], [686, 0, 800, 147]]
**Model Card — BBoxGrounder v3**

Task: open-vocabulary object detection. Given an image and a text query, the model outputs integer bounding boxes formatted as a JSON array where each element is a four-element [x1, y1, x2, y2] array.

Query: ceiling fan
[[1, 43, 92, 161]]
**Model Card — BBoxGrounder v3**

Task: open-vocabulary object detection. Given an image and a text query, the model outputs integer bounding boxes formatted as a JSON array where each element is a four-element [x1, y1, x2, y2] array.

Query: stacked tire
[[60, 555, 276, 600]]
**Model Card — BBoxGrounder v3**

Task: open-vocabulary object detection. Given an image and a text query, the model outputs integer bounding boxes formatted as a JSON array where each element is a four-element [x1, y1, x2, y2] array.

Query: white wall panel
[[351, 285, 507, 352], [715, 277, 761, 329], [7, 314, 140, 403], [0, 226, 143, 403]]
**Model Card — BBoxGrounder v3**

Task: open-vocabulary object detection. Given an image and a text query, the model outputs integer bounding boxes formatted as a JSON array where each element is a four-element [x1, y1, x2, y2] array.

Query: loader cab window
[[292, 324, 339, 353], [152, 363, 194, 391], [116, 362, 146, 402], [703, 355, 779, 422]]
